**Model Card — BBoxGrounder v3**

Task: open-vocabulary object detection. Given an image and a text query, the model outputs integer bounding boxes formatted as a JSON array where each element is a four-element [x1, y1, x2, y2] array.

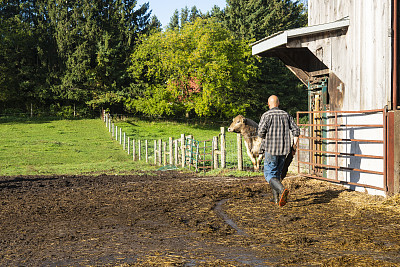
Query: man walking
[[258, 95, 300, 207]]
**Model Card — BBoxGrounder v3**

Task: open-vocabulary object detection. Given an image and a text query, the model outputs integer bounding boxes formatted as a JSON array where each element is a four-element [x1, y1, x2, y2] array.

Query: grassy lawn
[[0, 117, 258, 176], [0, 117, 155, 176], [111, 117, 226, 141], [112, 117, 256, 171]]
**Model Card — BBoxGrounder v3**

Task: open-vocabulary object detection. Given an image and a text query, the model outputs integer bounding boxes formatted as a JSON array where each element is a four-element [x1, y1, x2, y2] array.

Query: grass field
[[112, 117, 227, 141], [0, 116, 257, 176], [112, 117, 257, 171], [0, 117, 155, 176]]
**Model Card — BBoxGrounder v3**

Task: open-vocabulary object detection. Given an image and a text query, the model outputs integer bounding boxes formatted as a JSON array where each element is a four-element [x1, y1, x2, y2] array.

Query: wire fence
[[103, 112, 260, 173]]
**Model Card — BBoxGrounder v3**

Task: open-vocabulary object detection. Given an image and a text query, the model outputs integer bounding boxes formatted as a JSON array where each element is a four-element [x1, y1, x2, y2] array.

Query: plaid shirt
[[257, 107, 300, 156]]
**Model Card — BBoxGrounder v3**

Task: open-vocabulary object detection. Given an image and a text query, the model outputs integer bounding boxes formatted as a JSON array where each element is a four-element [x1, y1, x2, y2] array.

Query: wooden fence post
[[123, 132, 126, 150], [220, 127, 226, 169], [169, 137, 173, 165], [112, 123, 115, 137], [187, 135, 193, 166], [163, 141, 167, 166], [145, 140, 148, 163], [115, 126, 118, 141], [213, 136, 218, 169], [154, 140, 157, 165], [174, 139, 179, 166], [181, 134, 186, 168], [237, 133, 243, 171], [132, 139, 136, 161], [119, 128, 122, 145], [127, 137, 130, 154], [158, 139, 162, 166], [138, 140, 141, 161]]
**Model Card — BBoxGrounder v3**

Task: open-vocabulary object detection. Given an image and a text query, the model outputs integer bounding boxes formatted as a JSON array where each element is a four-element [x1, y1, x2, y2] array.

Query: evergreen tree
[[223, 0, 308, 117], [168, 9, 180, 29], [0, 0, 54, 113], [189, 6, 200, 22], [180, 6, 189, 25], [167, 6, 205, 29], [0, 0, 158, 115]]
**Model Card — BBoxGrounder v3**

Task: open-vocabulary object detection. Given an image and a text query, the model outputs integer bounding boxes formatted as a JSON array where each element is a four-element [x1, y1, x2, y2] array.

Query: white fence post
[[158, 139, 162, 166], [181, 134, 186, 168], [132, 139, 136, 161], [138, 140, 141, 161], [123, 132, 126, 150], [154, 140, 157, 165], [145, 140, 148, 163], [163, 141, 167, 166], [213, 136, 219, 169], [220, 127, 226, 169], [174, 139, 179, 166], [169, 137, 173, 165]]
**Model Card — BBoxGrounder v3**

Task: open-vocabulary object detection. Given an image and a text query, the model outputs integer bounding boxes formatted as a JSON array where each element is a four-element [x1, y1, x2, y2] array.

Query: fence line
[[103, 112, 260, 172]]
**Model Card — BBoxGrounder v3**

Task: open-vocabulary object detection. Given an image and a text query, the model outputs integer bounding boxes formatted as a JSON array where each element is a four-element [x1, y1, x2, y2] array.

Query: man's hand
[[292, 136, 299, 156], [291, 144, 297, 156]]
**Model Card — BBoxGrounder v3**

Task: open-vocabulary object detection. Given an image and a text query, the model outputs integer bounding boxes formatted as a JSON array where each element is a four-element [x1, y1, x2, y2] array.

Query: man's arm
[[257, 113, 269, 139]]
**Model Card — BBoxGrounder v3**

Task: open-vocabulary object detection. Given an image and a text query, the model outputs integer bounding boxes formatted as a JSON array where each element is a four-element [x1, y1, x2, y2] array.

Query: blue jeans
[[263, 152, 286, 183]]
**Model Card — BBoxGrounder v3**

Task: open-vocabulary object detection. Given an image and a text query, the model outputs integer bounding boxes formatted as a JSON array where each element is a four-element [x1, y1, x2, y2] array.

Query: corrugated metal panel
[[309, 0, 392, 111]]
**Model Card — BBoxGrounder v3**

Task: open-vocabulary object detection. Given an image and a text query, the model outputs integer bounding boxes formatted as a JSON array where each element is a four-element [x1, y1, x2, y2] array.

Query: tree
[[168, 9, 180, 29], [128, 18, 259, 119], [223, 0, 308, 117], [0, 0, 158, 115], [0, 0, 54, 113], [167, 6, 205, 29], [224, 0, 307, 40]]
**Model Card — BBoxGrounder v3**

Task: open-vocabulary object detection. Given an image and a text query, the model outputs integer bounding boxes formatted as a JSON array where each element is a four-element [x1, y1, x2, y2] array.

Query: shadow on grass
[[0, 116, 88, 125]]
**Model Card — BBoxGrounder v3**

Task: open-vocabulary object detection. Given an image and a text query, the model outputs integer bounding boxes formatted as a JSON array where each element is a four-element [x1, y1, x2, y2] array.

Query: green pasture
[[0, 118, 153, 176], [112, 118, 225, 142], [0, 117, 259, 176], [112, 117, 258, 172]]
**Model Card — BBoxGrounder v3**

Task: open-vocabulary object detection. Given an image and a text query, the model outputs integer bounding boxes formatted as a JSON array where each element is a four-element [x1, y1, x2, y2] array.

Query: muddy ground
[[1, 171, 400, 266]]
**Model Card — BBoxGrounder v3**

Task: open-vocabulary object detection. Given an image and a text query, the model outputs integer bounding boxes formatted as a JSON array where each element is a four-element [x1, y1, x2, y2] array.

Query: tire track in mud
[[214, 199, 247, 236]]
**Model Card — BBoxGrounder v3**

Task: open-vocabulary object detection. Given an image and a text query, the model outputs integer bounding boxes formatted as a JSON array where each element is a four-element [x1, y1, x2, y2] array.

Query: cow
[[228, 115, 264, 171]]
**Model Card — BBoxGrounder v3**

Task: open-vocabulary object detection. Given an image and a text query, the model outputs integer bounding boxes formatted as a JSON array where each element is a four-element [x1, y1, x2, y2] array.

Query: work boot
[[269, 178, 289, 207], [269, 186, 279, 204]]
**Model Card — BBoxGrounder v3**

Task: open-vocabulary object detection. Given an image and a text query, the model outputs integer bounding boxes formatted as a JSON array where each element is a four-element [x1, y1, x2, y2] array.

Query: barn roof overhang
[[251, 18, 350, 85]]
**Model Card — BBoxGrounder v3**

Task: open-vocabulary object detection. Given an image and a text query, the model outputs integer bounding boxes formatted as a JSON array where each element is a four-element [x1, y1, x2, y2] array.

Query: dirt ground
[[1, 171, 400, 266]]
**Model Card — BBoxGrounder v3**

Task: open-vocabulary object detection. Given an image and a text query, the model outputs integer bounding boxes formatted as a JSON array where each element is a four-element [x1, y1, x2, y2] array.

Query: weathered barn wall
[[395, 110, 400, 194], [302, 0, 392, 196], [308, 0, 392, 111]]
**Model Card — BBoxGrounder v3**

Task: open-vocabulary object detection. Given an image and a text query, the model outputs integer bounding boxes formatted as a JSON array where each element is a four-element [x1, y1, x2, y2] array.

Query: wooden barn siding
[[308, 0, 392, 111], [301, 1, 391, 195]]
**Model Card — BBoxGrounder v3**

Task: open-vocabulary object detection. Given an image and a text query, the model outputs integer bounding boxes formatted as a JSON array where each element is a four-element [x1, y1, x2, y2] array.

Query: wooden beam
[[276, 51, 311, 86]]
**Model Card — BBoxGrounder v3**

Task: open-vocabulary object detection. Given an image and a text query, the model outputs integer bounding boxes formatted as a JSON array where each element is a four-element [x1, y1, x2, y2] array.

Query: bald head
[[268, 95, 280, 109]]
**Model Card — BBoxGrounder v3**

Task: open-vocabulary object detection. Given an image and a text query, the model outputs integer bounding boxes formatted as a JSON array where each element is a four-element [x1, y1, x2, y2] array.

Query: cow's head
[[228, 115, 247, 133]]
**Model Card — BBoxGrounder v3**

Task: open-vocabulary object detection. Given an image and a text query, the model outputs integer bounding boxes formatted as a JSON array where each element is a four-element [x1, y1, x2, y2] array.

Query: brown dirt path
[[1, 171, 400, 266]]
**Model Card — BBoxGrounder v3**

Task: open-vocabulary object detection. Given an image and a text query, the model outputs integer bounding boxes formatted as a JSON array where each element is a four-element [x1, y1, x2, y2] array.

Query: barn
[[251, 0, 400, 196]]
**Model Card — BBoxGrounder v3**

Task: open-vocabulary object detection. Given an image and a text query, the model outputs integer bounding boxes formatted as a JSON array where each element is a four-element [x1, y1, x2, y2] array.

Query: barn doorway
[[308, 76, 329, 177]]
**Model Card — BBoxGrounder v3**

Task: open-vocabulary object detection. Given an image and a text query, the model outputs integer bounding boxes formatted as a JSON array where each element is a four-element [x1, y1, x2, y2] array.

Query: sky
[[136, 0, 228, 28]]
